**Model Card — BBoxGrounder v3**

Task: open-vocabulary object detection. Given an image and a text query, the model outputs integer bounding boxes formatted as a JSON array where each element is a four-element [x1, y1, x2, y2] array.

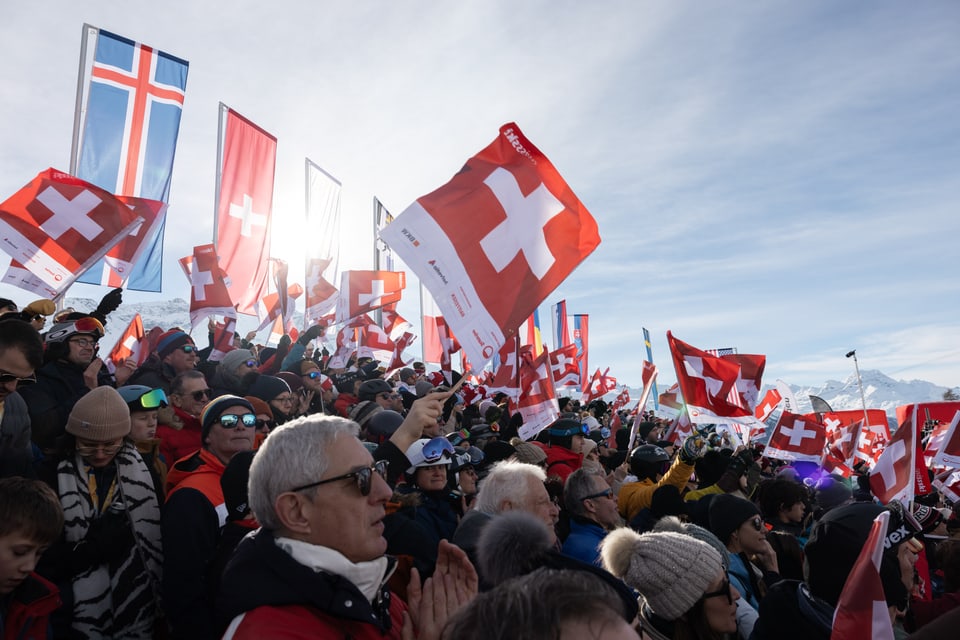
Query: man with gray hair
[[452, 459, 560, 582], [561, 468, 622, 566], [217, 414, 477, 639]]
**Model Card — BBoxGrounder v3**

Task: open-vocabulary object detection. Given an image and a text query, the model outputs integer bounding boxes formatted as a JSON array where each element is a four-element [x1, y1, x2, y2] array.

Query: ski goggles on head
[[421, 436, 456, 463], [134, 388, 168, 410], [446, 428, 471, 446], [217, 413, 258, 428]]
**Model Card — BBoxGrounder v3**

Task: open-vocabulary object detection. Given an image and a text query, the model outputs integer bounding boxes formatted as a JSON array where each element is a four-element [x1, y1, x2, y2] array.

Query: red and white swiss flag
[[335, 270, 405, 323], [184, 244, 236, 330], [216, 108, 276, 315], [0, 168, 146, 295], [831, 510, 895, 640], [91, 196, 167, 287], [549, 343, 581, 388], [380, 123, 601, 367], [667, 331, 764, 429], [581, 367, 618, 404], [762, 412, 827, 464], [488, 337, 522, 402], [869, 405, 916, 504], [105, 313, 146, 373], [931, 410, 960, 469], [754, 388, 782, 423], [517, 349, 559, 441]]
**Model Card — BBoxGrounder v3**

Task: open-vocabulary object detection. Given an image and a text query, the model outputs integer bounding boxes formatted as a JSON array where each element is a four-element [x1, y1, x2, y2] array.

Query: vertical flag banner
[[374, 197, 395, 271], [553, 299, 570, 350], [304, 159, 341, 323], [0, 169, 145, 297], [572, 314, 589, 392], [380, 123, 601, 368], [642, 327, 659, 409], [215, 105, 277, 315], [73, 25, 188, 291]]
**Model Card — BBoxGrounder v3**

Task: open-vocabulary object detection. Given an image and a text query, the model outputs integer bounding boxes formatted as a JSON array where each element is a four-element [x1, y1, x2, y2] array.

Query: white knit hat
[[600, 529, 723, 620]]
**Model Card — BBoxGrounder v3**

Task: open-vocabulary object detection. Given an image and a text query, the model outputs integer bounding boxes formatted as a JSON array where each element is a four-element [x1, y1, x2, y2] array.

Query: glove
[[277, 334, 292, 350], [679, 433, 709, 464], [23, 298, 56, 317], [72, 508, 135, 572], [91, 287, 123, 324], [298, 323, 323, 345]]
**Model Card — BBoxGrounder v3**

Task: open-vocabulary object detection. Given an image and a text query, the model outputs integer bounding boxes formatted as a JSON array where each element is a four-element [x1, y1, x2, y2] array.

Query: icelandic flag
[[643, 326, 659, 409], [74, 26, 188, 291]]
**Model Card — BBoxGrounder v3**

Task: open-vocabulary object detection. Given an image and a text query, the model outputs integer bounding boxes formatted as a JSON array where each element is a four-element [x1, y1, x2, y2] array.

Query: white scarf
[[275, 536, 391, 603]]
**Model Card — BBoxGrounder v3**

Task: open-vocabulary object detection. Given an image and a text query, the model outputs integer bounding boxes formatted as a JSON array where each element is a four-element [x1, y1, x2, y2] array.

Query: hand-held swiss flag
[[830, 511, 895, 640], [380, 123, 601, 368], [549, 343, 581, 387], [762, 411, 827, 463], [105, 313, 146, 373], [870, 405, 916, 504], [517, 350, 559, 441], [335, 270, 405, 323], [184, 244, 236, 330], [667, 331, 763, 429], [216, 107, 276, 315], [0, 168, 146, 294]]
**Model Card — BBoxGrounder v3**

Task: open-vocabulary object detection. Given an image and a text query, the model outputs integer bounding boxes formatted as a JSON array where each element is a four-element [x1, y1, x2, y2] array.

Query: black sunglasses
[[290, 459, 388, 496], [256, 418, 274, 430], [188, 388, 212, 401], [582, 488, 614, 501], [0, 370, 37, 388], [702, 573, 733, 605]]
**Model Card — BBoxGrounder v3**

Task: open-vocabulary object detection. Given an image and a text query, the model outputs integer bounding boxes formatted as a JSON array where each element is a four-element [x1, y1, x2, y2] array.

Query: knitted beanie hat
[[349, 400, 383, 430], [243, 396, 272, 420], [200, 395, 255, 440], [600, 529, 723, 620], [276, 371, 303, 394], [246, 375, 291, 403], [512, 442, 547, 466], [156, 329, 193, 359], [220, 349, 254, 374], [66, 386, 131, 442], [708, 493, 761, 545]]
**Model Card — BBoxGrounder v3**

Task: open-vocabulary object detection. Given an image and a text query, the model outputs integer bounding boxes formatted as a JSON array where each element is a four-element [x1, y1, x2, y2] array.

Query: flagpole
[[303, 158, 310, 331], [419, 282, 426, 363], [845, 350, 871, 428], [69, 24, 97, 176], [213, 103, 227, 249], [372, 197, 382, 326]]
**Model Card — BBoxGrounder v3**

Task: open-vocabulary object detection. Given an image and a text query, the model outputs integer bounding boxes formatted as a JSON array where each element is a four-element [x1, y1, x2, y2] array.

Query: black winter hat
[[246, 375, 291, 403], [200, 395, 255, 441], [708, 493, 761, 545], [221, 450, 256, 522]]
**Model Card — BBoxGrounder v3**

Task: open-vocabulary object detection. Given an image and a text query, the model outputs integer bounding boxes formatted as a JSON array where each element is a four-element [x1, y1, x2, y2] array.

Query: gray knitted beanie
[[600, 529, 723, 620]]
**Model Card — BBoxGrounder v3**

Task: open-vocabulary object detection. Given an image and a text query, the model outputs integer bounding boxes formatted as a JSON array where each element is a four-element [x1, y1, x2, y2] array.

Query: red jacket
[[533, 441, 583, 484], [2, 572, 60, 640], [225, 601, 406, 639], [157, 406, 203, 467]]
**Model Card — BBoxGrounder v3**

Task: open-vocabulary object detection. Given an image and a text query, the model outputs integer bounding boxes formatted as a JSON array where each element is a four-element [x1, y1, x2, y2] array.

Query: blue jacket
[[729, 551, 760, 610], [561, 518, 607, 567]]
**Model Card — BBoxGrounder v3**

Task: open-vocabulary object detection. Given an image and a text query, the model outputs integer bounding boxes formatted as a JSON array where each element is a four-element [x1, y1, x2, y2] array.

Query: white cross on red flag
[[215, 108, 276, 315], [830, 510, 895, 640], [549, 343, 581, 388], [870, 405, 917, 504], [379, 123, 601, 368], [488, 337, 521, 402], [931, 410, 960, 469], [517, 350, 560, 441], [305, 257, 339, 323], [581, 367, 618, 404], [105, 313, 146, 373], [183, 244, 236, 330], [762, 412, 827, 463], [0, 168, 147, 296], [335, 270, 405, 323], [667, 331, 764, 429]]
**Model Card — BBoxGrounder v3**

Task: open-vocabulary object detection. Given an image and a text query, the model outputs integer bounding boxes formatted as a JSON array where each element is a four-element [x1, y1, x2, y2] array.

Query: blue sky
[[1, 2, 958, 389]]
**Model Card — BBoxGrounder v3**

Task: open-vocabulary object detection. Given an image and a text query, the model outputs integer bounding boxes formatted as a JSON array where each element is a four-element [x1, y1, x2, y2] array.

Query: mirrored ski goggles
[[217, 413, 258, 428], [133, 388, 168, 410], [421, 436, 456, 463]]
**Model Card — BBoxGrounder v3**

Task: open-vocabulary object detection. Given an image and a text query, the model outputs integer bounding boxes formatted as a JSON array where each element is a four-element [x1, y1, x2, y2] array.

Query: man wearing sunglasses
[[0, 318, 43, 476], [157, 370, 211, 467], [218, 414, 478, 638], [164, 395, 258, 639], [561, 468, 622, 567], [127, 329, 199, 394], [20, 315, 113, 456]]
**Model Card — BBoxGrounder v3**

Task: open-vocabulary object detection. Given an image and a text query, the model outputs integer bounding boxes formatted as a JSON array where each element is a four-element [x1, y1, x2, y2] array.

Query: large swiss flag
[[335, 270, 405, 323], [216, 107, 276, 315], [0, 168, 146, 294], [380, 123, 601, 367], [762, 412, 827, 464]]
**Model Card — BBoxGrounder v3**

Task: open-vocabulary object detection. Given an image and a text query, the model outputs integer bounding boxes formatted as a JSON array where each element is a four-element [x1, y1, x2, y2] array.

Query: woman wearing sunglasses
[[707, 494, 781, 638], [163, 395, 258, 639], [35, 386, 162, 639], [602, 528, 740, 639]]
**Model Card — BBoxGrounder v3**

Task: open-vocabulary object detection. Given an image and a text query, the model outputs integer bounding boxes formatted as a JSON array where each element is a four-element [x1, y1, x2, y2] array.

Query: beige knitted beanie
[[66, 386, 132, 442], [600, 528, 723, 620]]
